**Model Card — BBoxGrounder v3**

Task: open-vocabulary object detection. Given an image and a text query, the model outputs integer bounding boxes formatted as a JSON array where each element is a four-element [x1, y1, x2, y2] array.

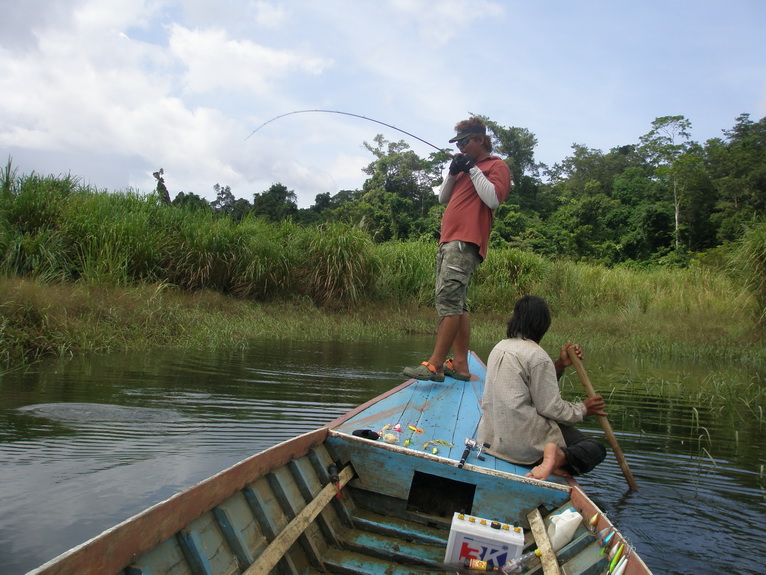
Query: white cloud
[[388, 0, 505, 42], [1, 0, 765, 207], [168, 24, 333, 95], [253, 0, 290, 27]]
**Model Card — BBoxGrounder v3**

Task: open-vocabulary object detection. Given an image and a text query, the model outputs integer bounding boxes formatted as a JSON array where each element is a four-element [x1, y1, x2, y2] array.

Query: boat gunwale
[[28, 427, 330, 575], [326, 378, 418, 429], [327, 429, 572, 493], [28, 374, 424, 575]]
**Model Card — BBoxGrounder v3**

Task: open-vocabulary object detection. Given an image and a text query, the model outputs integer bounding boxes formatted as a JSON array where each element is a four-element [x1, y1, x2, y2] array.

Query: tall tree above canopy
[[211, 183, 236, 216], [361, 134, 446, 211], [354, 134, 445, 240], [252, 183, 298, 222], [479, 117, 539, 188], [707, 113, 766, 241], [639, 115, 695, 250]]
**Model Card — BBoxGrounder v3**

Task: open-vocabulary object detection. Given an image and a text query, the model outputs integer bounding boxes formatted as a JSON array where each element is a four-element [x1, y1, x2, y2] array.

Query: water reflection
[[0, 338, 763, 575]]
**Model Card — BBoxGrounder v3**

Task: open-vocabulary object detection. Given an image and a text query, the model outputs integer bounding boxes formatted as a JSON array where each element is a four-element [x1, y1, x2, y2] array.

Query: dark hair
[[454, 116, 493, 153], [506, 295, 551, 343]]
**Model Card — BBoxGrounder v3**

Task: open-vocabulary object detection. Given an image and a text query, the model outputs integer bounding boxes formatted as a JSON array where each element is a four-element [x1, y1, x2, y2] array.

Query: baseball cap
[[449, 125, 486, 143]]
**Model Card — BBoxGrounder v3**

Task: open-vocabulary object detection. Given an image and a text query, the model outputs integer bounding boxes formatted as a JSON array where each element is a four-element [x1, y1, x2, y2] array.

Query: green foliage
[[0, 165, 761, 369], [707, 114, 766, 243], [0, 171, 78, 233], [294, 222, 379, 307], [340, 134, 445, 241], [727, 220, 766, 324], [119, 112, 760, 270], [251, 183, 298, 222], [62, 190, 167, 284], [172, 191, 211, 212], [0, 109, 764, 322], [472, 248, 551, 309], [479, 116, 539, 191], [373, 240, 436, 305]]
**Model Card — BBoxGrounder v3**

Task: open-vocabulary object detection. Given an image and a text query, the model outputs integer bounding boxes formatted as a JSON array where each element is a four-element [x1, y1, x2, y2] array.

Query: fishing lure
[[608, 543, 625, 572], [610, 554, 628, 575], [422, 439, 454, 449], [599, 531, 616, 556], [596, 527, 613, 545], [408, 424, 424, 434], [381, 433, 399, 444]]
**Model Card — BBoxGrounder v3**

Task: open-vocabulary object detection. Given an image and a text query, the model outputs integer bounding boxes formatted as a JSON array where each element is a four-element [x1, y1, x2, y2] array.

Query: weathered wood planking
[[528, 507, 563, 575], [242, 465, 354, 575], [30, 429, 330, 575]]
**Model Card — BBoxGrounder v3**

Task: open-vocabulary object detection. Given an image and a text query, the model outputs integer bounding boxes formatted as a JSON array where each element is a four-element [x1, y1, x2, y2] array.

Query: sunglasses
[[455, 136, 474, 148]]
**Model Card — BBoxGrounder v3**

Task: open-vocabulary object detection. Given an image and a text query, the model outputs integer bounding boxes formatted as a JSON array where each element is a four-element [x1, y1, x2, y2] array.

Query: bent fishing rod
[[245, 109, 449, 154]]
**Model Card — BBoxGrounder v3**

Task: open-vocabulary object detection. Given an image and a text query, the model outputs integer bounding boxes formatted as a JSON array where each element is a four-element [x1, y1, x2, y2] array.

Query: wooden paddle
[[567, 347, 638, 490]]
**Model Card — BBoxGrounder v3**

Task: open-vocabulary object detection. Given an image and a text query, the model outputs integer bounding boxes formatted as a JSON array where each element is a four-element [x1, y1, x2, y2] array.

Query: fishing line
[[245, 109, 447, 153]]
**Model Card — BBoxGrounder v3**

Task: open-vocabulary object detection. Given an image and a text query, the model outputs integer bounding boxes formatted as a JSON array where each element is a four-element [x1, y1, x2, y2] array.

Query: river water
[[0, 338, 763, 575]]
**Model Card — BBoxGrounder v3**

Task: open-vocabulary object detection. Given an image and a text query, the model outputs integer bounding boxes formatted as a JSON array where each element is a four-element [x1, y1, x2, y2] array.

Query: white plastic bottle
[[547, 508, 582, 551], [500, 548, 542, 573]]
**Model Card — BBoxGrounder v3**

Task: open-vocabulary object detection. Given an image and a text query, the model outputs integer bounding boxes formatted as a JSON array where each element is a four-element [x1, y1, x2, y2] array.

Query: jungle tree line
[[165, 113, 765, 266]]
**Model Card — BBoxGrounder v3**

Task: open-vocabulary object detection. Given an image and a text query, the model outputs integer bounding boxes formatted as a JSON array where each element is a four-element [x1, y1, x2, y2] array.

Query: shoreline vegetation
[[2, 274, 763, 362], [0, 170, 763, 371]]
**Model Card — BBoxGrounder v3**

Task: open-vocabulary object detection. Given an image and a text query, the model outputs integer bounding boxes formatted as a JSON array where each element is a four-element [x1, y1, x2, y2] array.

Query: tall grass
[[293, 222, 380, 307], [728, 221, 766, 325], [373, 240, 436, 305], [0, 174, 382, 306], [63, 189, 167, 284], [472, 248, 552, 309], [0, 169, 763, 367]]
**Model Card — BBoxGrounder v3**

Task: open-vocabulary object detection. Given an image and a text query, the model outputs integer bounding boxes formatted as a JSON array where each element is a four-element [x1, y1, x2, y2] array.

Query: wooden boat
[[30, 352, 651, 575]]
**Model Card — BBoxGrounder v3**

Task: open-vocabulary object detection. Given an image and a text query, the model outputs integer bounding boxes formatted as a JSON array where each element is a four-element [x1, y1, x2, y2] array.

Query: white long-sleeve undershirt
[[439, 167, 501, 209]]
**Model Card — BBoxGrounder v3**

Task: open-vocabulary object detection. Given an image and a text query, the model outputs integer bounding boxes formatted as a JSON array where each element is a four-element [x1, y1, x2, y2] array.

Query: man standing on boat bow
[[477, 296, 607, 480], [403, 117, 511, 383]]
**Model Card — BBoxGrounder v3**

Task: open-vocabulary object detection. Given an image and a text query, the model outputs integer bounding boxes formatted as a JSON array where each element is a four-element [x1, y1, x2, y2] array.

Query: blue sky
[[1, 0, 764, 208]]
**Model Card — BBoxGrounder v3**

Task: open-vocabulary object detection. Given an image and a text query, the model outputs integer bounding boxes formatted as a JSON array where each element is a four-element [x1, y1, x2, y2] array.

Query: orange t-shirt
[[439, 155, 511, 260]]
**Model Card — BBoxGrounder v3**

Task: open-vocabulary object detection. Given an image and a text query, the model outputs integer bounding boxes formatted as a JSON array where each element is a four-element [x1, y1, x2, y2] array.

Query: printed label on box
[[444, 512, 524, 567]]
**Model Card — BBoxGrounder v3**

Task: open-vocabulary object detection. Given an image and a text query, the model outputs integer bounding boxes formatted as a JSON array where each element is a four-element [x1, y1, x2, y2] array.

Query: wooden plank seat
[[242, 465, 355, 575]]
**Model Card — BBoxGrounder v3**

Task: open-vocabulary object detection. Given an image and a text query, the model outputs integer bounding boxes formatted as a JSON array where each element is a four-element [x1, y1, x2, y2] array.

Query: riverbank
[[1, 277, 763, 371]]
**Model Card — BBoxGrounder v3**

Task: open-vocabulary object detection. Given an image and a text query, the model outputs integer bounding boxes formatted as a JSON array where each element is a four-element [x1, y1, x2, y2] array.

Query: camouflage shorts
[[435, 241, 481, 317]]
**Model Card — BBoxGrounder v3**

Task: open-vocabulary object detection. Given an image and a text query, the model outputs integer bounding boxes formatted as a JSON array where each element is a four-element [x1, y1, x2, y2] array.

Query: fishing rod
[[245, 109, 449, 154]]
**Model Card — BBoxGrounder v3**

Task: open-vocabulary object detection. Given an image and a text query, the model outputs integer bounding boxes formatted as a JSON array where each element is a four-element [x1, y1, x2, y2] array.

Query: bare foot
[[526, 443, 567, 480]]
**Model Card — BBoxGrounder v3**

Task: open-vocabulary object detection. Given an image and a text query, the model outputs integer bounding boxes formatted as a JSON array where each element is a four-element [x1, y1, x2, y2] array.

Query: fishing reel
[[457, 438, 490, 469]]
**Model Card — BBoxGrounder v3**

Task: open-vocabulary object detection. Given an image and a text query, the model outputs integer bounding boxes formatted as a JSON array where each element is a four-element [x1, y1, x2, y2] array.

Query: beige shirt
[[477, 338, 587, 465]]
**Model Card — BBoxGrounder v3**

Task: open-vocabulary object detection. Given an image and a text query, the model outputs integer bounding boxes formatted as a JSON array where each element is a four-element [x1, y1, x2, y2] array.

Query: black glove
[[449, 156, 461, 175], [450, 154, 475, 174], [460, 156, 475, 172]]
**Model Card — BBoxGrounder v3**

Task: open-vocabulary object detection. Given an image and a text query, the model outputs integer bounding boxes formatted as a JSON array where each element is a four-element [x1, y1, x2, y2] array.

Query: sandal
[[403, 361, 445, 382], [444, 358, 471, 381]]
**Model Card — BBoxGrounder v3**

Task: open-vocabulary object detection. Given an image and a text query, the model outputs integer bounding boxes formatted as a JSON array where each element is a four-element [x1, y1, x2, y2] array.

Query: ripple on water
[[0, 343, 764, 575]]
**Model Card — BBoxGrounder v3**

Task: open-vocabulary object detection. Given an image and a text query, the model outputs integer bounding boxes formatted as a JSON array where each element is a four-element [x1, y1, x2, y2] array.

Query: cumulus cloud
[[0, 0, 764, 207], [168, 25, 333, 95]]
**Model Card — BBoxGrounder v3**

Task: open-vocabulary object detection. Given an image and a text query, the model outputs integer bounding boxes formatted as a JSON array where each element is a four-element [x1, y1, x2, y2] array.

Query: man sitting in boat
[[477, 295, 607, 480]]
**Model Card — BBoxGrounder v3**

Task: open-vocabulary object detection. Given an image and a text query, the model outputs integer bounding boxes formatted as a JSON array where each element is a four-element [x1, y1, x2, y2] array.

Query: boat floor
[[306, 501, 608, 575]]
